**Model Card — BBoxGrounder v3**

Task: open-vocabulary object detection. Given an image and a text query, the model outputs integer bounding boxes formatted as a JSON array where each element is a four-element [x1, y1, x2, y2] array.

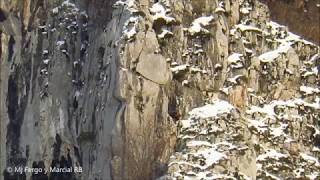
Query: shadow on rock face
[[0, 9, 6, 22]]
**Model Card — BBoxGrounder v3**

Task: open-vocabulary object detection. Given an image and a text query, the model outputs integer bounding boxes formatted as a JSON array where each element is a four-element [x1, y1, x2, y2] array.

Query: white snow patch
[[270, 124, 287, 138], [43, 59, 50, 64], [194, 148, 227, 168], [113, 0, 137, 12], [310, 53, 319, 62], [123, 16, 140, 40], [62, 0, 76, 8], [266, 21, 315, 46], [149, 3, 175, 24], [240, 7, 251, 14], [227, 75, 243, 84], [248, 119, 268, 133], [215, 7, 225, 13], [189, 100, 234, 119], [157, 29, 173, 39], [170, 64, 188, 72], [299, 86, 320, 95], [257, 149, 288, 161], [187, 16, 214, 36], [227, 53, 243, 64], [300, 153, 320, 166], [259, 44, 292, 62], [235, 24, 262, 32], [52, 7, 59, 14], [42, 50, 49, 55], [247, 99, 299, 118], [180, 120, 192, 129], [186, 140, 213, 147], [56, 40, 65, 47]]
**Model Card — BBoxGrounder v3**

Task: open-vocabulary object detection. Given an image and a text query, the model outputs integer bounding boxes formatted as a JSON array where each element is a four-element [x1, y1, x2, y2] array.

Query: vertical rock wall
[[0, 0, 177, 179]]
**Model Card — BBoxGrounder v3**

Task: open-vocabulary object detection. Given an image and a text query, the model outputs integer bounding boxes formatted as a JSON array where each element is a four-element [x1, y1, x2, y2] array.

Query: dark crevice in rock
[[6, 75, 21, 157], [73, 97, 79, 109], [49, 154, 75, 180], [7, 36, 15, 62], [50, 135, 77, 179], [314, 134, 320, 148], [3, 170, 26, 180], [97, 47, 105, 60], [73, 146, 82, 166], [0, 8, 6, 22], [5, 53, 31, 178], [52, 134, 62, 160], [168, 96, 179, 121], [91, 102, 97, 134], [31, 161, 48, 180], [80, 30, 88, 61]]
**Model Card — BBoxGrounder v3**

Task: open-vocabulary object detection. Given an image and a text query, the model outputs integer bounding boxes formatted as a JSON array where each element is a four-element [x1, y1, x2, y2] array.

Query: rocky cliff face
[[261, 0, 320, 45], [0, 0, 319, 180]]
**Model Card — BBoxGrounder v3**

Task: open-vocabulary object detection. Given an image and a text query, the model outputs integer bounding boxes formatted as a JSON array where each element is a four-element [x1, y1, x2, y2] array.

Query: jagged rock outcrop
[[0, 0, 319, 180], [158, 0, 320, 179]]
